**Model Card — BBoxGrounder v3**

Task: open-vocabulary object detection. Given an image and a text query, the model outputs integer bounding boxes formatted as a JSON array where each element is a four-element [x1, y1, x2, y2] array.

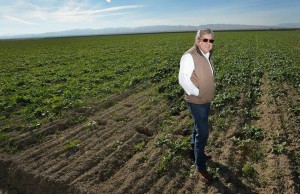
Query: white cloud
[[49, 5, 144, 16], [42, 5, 144, 23], [1, 1, 144, 25], [4, 15, 38, 25], [0, 0, 146, 35], [106, 0, 112, 3]]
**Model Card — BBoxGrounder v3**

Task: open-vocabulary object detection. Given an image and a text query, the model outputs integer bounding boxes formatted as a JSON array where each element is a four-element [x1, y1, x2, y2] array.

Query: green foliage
[[230, 125, 264, 148], [66, 116, 87, 127], [4, 143, 18, 154], [157, 77, 185, 116], [0, 133, 10, 141], [63, 139, 79, 152], [241, 125, 264, 141], [271, 141, 287, 154], [155, 134, 189, 175], [156, 134, 189, 154], [0, 33, 187, 131], [213, 91, 239, 110], [156, 152, 174, 175], [33, 134, 45, 144], [134, 140, 146, 152], [242, 162, 256, 177]]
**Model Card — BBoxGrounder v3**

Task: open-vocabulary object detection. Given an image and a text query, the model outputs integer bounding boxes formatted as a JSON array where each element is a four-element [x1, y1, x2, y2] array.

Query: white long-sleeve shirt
[[178, 51, 213, 96]]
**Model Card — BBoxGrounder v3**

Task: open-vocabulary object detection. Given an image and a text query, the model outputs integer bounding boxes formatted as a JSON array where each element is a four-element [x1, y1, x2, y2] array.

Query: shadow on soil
[[208, 160, 258, 194]]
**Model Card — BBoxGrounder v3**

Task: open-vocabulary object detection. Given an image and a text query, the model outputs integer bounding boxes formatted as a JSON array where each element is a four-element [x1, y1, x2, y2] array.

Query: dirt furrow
[[122, 148, 185, 194], [0, 84, 170, 193], [91, 141, 162, 194], [252, 76, 297, 194], [18, 88, 149, 165], [37, 121, 132, 176], [91, 145, 163, 194], [162, 171, 191, 193], [62, 130, 141, 181], [5, 86, 145, 154], [51, 108, 165, 183], [67, 133, 146, 193], [176, 175, 198, 194], [40, 114, 163, 184]]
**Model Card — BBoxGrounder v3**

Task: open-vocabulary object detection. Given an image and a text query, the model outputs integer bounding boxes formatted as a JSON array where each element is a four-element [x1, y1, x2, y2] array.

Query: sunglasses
[[200, 38, 214, 43]]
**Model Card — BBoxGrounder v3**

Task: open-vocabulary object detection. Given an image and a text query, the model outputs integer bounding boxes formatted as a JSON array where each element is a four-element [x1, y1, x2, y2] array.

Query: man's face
[[196, 34, 214, 54]]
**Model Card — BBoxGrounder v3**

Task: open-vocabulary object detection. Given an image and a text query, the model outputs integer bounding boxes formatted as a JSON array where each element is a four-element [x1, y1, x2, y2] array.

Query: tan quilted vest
[[184, 45, 215, 104]]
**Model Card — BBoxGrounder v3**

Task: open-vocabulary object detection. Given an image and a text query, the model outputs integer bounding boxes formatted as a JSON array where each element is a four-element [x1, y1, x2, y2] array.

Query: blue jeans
[[187, 102, 211, 171]]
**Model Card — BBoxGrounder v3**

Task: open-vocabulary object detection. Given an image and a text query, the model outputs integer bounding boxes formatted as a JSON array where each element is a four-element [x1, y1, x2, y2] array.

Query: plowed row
[[1, 77, 298, 194], [1, 85, 171, 193]]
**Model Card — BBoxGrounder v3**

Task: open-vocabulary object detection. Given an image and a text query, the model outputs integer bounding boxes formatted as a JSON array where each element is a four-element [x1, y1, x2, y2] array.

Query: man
[[178, 28, 215, 183]]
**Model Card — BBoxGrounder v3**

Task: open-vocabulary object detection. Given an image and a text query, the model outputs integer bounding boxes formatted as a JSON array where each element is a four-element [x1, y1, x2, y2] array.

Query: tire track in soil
[[0, 86, 169, 194]]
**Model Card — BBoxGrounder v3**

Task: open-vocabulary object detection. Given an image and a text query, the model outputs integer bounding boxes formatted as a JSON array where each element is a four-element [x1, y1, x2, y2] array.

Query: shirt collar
[[200, 49, 210, 59]]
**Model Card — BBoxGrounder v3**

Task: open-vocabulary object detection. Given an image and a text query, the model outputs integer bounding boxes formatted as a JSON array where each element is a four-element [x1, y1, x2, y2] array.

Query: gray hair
[[195, 28, 214, 39]]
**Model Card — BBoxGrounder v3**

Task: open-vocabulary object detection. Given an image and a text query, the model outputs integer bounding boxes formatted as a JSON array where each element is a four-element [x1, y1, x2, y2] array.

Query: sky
[[0, 0, 299, 36]]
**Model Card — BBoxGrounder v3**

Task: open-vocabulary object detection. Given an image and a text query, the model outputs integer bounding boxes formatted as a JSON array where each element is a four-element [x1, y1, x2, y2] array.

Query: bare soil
[[0, 79, 299, 194]]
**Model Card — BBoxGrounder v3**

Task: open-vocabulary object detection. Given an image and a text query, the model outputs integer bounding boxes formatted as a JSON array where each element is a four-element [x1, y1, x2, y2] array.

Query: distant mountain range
[[1, 23, 299, 39]]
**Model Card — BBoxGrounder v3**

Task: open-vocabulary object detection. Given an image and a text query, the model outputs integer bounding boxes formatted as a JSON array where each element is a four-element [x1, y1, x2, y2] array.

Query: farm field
[[0, 30, 299, 194]]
